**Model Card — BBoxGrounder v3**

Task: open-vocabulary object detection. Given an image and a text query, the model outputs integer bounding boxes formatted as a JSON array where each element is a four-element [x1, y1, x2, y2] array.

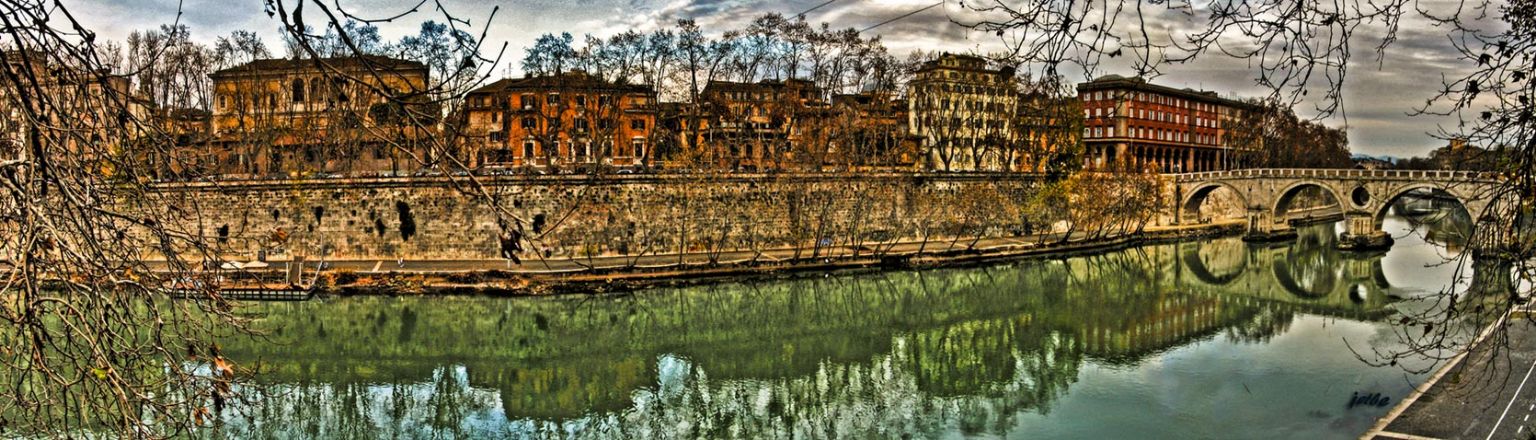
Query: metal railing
[[1169, 168, 1500, 182]]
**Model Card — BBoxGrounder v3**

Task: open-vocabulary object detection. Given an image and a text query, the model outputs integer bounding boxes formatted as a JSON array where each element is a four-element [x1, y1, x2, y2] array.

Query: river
[[210, 207, 1479, 439]]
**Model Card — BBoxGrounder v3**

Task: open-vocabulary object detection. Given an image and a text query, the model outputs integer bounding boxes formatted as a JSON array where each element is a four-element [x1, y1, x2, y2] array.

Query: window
[[575, 95, 587, 107], [598, 95, 612, 107], [218, 95, 227, 109], [632, 138, 646, 159], [521, 117, 536, 129], [547, 94, 561, 106], [291, 79, 305, 103], [522, 140, 536, 158], [1107, 126, 1115, 137], [551, 140, 561, 157], [492, 112, 500, 123], [630, 119, 646, 130], [330, 78, 349, 102], [574, 119, 588, 131], [521, 94, 536, 109]]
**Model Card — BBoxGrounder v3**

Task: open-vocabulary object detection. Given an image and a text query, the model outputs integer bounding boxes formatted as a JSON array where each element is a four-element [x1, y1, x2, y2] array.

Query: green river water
[[209, 209, 1478, 439]]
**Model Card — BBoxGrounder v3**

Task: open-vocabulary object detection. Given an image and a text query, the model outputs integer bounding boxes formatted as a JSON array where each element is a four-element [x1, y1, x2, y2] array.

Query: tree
[[213, 30, 271, 69], [1229, 98, 1353, 168], [520, 33, 576, 77], [0, 0, 512, 435], [957, 0, 1534, 383]]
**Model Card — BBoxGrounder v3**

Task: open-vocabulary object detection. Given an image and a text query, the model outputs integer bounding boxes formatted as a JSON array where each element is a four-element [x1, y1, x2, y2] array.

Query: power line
[[795, 0, 839, 18], [859, 1, 944, 33]]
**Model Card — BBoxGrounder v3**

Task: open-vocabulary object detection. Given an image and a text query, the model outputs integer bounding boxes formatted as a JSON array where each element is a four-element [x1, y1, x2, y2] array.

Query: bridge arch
[[1181, 181, 1249, 221], [1371, 183, 1474, 228], [1271, 181, 1345, 220], [1271, 253, 1337, 298], [1180, 241, 1249, 286], [1268, 226, 1342, 298]]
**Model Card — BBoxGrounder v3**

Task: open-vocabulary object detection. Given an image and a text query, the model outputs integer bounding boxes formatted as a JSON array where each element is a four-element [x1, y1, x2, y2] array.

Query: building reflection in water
[[209, 212, 1475, 439]]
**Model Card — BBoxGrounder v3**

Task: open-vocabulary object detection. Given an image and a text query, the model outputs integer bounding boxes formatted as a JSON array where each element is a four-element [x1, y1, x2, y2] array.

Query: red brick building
[[462, 71, 657, 169], [1077, 75, 1258, 172]]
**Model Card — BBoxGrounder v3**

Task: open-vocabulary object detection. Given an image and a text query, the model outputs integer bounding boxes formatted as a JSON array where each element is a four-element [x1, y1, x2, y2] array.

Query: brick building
[[462, 71, 657, 170], [206, 55, 434, 177], [1077, 75, 1258, 172]]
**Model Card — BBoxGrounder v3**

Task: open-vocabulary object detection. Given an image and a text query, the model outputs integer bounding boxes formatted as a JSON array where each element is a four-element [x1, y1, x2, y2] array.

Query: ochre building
[[205, 55, 434, 177], [907, 53, 1020, 172], [698, 78, 824, 171]]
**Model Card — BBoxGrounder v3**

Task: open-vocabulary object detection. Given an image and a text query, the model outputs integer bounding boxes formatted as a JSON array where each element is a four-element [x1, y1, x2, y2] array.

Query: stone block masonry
[[142, 173, 1049, 263]]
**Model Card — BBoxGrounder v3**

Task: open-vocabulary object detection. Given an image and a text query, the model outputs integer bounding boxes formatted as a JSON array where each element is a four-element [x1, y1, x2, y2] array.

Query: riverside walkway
[[1367, 313, 1536, 439]]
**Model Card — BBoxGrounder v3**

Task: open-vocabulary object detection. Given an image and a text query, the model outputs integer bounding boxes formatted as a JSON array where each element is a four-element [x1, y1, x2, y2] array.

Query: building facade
[[698, 79, 824, 170], [462, 71, 656, 170], [907, 53, 1019, 172], [0, 50, 142, 171], [1077, 75, 1257, 173], [207, 55, 433, 177], [828, 92, 917, 169]]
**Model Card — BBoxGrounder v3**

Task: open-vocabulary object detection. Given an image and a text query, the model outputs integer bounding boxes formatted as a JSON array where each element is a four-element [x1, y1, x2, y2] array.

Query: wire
[[796, 0, 839, 18], [860, 1, 944, 33]]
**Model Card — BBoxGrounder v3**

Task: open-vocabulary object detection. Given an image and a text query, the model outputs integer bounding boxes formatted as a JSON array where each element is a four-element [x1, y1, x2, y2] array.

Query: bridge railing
[[1169, 168, 1500, 182]]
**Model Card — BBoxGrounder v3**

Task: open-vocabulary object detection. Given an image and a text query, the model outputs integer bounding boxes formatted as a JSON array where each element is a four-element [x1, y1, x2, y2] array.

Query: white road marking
[[1486, 356, 1536, 440]]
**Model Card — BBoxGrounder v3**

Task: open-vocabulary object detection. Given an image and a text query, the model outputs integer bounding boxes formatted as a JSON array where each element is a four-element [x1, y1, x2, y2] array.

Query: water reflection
[[209, 212, 1474, 439]]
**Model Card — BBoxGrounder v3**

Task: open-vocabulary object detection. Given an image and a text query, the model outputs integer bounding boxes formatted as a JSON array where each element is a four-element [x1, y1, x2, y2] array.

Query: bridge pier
[[1241, 208, 1297, 243], [1468, 256, 1517, 300], [1337, 212, 1393, 251], [1470, 217, 1521, 260]]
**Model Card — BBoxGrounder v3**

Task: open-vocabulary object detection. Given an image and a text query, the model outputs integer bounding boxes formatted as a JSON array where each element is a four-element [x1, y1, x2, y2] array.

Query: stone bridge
[[1170, 168, 1508, 251]]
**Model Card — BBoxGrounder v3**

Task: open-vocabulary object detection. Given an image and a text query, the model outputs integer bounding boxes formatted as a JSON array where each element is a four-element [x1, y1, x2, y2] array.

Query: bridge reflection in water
[[211, 213, 1472, 439]]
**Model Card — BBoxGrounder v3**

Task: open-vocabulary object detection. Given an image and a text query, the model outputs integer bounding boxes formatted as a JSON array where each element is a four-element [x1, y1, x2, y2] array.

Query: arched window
[[309, 78, 321, 102], [291, 79, 305, 103], [330, 77, 349, 102]]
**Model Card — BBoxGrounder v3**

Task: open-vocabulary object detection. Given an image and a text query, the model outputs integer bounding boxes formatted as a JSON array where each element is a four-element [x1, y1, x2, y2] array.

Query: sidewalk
[[1366, 313, 1536, 439], [305, 221, 1243, 275]]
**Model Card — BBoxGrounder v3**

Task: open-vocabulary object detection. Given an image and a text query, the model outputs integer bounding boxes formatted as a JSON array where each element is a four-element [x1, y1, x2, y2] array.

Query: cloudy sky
[[71, 0, 1486, 157]]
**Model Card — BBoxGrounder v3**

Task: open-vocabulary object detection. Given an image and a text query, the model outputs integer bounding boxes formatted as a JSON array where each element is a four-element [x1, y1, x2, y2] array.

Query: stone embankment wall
[[143, 173, 1053, 262]]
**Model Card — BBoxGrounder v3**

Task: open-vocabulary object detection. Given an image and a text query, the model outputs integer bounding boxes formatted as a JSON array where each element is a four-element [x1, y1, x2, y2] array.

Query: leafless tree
[[957, 0, 1535, 385]]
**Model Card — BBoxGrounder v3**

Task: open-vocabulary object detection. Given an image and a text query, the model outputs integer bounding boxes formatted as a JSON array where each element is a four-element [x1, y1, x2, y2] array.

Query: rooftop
[[1077, 74, 1255, 109], [210, 55, 427, 78], [467, 70, 653, 95]]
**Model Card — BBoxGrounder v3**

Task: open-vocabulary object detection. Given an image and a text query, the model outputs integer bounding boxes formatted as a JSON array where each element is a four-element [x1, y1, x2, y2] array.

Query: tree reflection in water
[[205, 218, 1466, 438]]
